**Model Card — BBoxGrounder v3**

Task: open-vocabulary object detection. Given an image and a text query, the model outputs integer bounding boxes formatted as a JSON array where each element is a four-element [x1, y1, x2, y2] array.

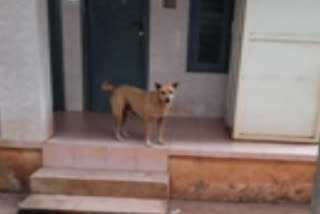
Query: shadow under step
[[19, 194, 167, 214]]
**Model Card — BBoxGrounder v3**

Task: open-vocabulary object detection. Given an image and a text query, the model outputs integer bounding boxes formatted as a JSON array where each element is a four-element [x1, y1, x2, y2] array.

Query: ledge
[[168, 141, 318, 162], [0, 140, 43, 150]]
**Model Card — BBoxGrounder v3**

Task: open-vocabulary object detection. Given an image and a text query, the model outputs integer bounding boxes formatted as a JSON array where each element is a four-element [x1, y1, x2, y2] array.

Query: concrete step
[[43, 142, 168, 172], [19, 194, 167, 214], [31, 168, 169, 199]]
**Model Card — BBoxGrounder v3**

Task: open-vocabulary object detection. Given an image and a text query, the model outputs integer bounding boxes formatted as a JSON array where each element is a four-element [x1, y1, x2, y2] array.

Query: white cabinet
[[227, 0, 320, 143]]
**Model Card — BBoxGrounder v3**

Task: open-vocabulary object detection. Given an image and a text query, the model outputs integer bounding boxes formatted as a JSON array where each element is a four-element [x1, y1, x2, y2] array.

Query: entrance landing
[[48, 111, 317, 165]]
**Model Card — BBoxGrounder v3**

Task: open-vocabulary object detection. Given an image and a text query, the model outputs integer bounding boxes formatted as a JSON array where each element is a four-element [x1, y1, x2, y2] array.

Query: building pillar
[[0, 0, 53, 143], [61, 0, 83, 111]]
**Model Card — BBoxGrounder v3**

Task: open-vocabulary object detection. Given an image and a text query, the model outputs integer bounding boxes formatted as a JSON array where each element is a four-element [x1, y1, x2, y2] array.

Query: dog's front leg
[[144, 119, 153, 147], [157, 118, 165, 145]]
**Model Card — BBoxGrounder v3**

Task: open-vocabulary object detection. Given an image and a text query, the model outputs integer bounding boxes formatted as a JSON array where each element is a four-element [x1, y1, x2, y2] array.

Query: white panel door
[[233, 0, 320, 143]]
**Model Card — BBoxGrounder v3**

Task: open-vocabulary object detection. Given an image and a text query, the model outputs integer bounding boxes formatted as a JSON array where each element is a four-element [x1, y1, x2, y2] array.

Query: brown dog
[[102, 80, 178, 146]]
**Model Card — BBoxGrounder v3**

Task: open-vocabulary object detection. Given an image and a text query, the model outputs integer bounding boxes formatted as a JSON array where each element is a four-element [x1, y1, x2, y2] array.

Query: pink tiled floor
[[50, 112, 318, 162], [53, 111, 227, 144]]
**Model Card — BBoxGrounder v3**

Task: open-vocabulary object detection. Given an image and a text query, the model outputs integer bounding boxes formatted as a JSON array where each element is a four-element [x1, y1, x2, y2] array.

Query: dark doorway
[[48, 0, 65, 111], [83, 0, 149, 112]]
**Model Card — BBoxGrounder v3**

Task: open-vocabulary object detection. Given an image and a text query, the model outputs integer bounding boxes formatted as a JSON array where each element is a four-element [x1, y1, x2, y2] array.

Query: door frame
[[81, 0, 150, 111], [48, 0, 65, 111]]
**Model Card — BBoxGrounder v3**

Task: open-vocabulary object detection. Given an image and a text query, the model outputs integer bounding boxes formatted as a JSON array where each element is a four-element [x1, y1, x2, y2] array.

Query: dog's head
[[155, 82, 179, 105]]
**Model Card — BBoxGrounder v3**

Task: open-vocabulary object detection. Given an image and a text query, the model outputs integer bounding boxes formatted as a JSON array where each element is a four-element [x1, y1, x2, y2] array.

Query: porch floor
[[50, 112, 318, 162]]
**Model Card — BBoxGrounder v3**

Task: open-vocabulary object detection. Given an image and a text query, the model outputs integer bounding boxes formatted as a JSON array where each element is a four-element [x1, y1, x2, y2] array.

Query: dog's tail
[[101, 80, 114, 92]]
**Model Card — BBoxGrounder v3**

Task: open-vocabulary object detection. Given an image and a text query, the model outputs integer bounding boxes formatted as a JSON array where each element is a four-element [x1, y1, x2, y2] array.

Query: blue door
[[84, 0, 148, 112]]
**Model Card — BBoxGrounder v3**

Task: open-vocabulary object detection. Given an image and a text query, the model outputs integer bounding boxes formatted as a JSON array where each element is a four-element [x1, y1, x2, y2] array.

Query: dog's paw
[[116, 134, 124, 142], [145, 140, 153, 147], [121, 130, 130, 138], [158, 138, 165, 145]]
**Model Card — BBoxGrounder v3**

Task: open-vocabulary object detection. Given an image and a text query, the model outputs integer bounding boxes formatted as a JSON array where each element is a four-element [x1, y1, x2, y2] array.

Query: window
[[187, 0, 234, 73]]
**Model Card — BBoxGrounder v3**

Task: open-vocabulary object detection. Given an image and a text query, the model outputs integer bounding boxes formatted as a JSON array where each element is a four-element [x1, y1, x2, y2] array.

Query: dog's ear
[[172, 82, 179, 89], [155, 82, 162, 90]]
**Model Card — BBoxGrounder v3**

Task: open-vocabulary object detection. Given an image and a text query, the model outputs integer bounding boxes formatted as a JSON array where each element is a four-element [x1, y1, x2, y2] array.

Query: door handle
[[132, 21, 144, 37]]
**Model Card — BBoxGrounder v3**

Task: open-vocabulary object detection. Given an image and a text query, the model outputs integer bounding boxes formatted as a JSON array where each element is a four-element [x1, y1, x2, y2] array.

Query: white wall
[[148, 0, 228, 118], [0, 0, 53, 142], [61, 0, 83, 111]]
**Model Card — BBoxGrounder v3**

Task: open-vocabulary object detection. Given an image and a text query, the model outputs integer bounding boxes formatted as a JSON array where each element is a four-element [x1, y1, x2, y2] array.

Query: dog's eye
[[168, 90, 173, 94], [161, 91, 166, 95]]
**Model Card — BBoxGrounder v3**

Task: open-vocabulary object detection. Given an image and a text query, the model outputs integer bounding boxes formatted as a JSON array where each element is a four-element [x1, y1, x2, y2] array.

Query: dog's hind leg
[[111, 94, 125, 141], [120, 107, 130, 138], [115, 116, 124, 141]]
